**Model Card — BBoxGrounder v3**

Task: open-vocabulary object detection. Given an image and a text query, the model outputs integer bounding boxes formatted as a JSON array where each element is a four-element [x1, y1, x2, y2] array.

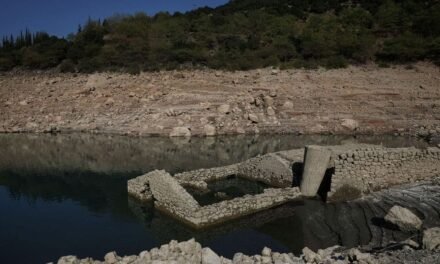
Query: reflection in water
[[0, 133, 430, 264]]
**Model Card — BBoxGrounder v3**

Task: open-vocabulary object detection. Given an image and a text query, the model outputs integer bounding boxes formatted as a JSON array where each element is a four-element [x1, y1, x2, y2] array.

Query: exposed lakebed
[[0, 133, 432, 263]]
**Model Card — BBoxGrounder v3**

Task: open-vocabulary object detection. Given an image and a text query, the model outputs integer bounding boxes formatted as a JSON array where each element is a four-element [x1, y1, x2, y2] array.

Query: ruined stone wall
[[148, 170, 201, 214], [329, 146, 440, 199]]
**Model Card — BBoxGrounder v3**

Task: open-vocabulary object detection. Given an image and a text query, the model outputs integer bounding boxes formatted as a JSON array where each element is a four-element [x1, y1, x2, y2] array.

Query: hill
[[0, 0, 439, 73]]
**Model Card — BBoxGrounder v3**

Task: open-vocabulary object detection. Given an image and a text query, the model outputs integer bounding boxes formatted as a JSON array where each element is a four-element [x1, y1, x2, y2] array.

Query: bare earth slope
[[1, 63, 439, 136]]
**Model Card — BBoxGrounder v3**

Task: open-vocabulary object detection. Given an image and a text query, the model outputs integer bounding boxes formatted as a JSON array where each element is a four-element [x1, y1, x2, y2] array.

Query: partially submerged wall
[[137, 170, 301, 229], [329, 146, 440, 200], [127, 144, 440, 227]]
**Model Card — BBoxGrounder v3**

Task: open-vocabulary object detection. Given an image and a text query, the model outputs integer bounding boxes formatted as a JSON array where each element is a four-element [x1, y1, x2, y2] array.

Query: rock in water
[[202, 247, 221, 264], [423, 227, 440, 251], [204, 124, 216, 136], [169, 127, 191, 137], [384, 206, 423, 232]]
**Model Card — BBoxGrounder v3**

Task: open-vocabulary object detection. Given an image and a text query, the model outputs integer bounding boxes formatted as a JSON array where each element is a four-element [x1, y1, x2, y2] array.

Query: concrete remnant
[[300, 145, 331, 197]]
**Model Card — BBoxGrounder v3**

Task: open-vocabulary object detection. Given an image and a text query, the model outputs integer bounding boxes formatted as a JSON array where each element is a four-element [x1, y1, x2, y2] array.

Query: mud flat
[[1, 63, 439, 137]]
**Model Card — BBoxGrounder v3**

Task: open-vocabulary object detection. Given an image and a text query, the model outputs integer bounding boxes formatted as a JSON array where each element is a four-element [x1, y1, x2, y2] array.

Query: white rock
[[105, 98, 115, 106], [341, 118, 359, 131], [423, 227, 440, 250], [384, 206, 423, 232], [217, 104, 231, 114], [104, 252, 119, 264], [248, 114, 259, 123], [170, 127, 191, 137], [261, 247, 272, 257], [267, 107, 276, 116], [263, 96, 274, 107], [57, 256, 80, 264], [302, 247, 320, 263], [204, 124, 216, 136], [202, 248, 221, 264], [282, 101, 294, 109]]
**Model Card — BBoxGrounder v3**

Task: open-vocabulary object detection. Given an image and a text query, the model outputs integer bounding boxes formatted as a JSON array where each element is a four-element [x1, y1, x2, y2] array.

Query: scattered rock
[[104, 251, 119, 264], [217, 104, 231, 114], [341, 118, 359, 131], [423, 227, 440, 251], [202, 247, 221, 264], [267, 107, 276, 116], [170, 127, 191, 137], [57, 255, 80, 264], [263, 96, 274, 107], [262, 247, 272, 257], [302, 247, 320, 263], [19, 100, 28, 106], [204, 124, 216, 136], [105, 98, 115, 106], [384, 205, 423, 232], [269, 90, 277, 97], [282, 101, 294, 109], [248, 113, 259, 123]]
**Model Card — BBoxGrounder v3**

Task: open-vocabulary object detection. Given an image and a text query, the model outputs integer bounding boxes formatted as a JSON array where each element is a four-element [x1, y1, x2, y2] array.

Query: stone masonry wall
[[329, 146, 440, 199], [148, 170, 201, 213]]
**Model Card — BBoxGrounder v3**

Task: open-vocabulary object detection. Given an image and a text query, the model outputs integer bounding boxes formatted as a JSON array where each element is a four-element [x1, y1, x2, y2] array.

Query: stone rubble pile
[[57, 223, 440, 264]]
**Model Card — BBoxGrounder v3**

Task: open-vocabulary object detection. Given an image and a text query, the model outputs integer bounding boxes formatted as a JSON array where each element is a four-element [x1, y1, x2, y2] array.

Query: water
[[0, 133, 429, 263]]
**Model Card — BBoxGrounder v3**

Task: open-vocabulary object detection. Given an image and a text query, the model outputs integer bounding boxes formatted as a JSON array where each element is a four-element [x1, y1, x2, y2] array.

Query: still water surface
[[0, 133, 429, 263]]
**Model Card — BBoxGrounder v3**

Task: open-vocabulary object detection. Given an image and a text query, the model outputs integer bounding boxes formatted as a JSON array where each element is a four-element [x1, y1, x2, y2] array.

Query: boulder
[[423, 227, 440, 251], [302, 247, 320, 263], [104, 251, 119, 264], [248, 113, 259, 123], [204, 124, 216, 136], [384, 206, 422, 232], [170, 127, 191, 137], [202, 247, 222, 264], [263, 96, 274, 107], [57, 256, 80, 264], [283, 101, 294, 109], [267, 107, 276, 116], [341, 118, 359, 131], [217, 104, 231, 114]]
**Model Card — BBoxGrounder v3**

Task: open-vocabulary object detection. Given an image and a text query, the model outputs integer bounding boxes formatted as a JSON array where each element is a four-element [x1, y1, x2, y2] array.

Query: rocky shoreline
[[1, 64, 439, 138], [57, 229, 440, 264]]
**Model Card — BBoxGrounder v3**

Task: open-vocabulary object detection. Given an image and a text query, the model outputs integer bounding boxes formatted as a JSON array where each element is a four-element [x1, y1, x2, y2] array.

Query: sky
[[0, 0, 229, 38]]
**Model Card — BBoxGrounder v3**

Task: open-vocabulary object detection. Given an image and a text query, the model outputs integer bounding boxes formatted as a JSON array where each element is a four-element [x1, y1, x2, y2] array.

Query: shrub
[[59, 59, 76, 73]]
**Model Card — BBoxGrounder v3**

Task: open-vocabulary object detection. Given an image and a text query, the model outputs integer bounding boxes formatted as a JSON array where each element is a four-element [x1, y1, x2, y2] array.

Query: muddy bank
[[1, 64, 439, 137]]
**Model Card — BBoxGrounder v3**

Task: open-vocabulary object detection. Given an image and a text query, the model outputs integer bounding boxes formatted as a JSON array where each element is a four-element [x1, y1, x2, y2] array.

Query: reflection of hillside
[[0, 169, 133, 220], [0, 134, 428, 177]]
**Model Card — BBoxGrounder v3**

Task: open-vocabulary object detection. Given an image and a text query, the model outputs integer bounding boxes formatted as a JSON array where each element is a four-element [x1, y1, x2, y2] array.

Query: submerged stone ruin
[[128, 144, 440, 228]]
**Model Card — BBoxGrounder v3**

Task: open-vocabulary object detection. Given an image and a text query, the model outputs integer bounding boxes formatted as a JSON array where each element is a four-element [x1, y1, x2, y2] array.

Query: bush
[[324, 56, 348, 69], [59, 59, 76, 73]]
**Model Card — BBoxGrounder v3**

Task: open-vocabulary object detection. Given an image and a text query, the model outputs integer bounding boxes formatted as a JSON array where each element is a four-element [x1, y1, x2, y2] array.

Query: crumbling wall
[[237, 154, 294, 187], [329, 147, 440, 199], [148, 170, 201, 214]]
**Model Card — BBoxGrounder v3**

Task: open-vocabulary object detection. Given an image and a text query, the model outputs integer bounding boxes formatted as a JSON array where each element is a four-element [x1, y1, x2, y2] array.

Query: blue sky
[[0, 0, 229, 37]]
